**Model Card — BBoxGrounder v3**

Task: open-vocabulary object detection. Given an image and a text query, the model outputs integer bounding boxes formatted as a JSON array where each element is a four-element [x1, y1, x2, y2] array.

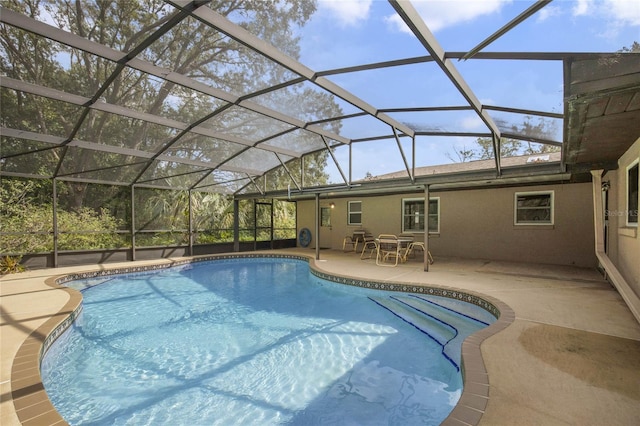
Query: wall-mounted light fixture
[[330, 202, 335, 209], [601, 181, 610, 192]]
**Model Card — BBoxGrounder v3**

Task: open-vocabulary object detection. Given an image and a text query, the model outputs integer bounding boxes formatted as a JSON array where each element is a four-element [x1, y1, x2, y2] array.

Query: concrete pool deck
[[2, 249, 640, 425]]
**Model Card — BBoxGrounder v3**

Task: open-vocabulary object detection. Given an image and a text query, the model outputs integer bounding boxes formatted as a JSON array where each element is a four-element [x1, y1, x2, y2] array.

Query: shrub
[[57, 208, 125, 250], [0, 256, 26, 275]]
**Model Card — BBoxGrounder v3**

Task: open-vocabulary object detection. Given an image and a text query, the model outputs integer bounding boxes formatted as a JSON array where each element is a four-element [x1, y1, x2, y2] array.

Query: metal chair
[[360, 234, 377, 259], [376, 234, 402, 266], [407, 241, 434, 264], [345, 229, 368, 253], [342, 235, 356, 252]]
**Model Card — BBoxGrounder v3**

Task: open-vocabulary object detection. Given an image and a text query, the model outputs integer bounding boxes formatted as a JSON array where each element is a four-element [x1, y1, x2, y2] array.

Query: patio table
[[375, 236, 413, 265]]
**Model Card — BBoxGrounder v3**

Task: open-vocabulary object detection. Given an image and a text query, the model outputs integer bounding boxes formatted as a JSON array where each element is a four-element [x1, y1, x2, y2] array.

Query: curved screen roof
[[1, 1, 638, 197]]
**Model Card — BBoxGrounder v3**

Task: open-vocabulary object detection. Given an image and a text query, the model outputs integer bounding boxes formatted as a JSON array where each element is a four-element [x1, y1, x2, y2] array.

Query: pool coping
[[9, 253, 515, 425]]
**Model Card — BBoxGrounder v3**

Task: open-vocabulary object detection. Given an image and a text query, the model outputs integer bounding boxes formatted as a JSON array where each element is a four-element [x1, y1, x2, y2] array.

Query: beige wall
[[608, 137, 640, 293], [297, 182, 598, 267]]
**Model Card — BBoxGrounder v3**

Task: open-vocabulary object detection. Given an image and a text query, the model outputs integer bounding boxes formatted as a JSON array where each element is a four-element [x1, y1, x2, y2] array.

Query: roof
[[370, 151, 562, 181], [1, 1, 638, 199], [564, 55, 640, 169]]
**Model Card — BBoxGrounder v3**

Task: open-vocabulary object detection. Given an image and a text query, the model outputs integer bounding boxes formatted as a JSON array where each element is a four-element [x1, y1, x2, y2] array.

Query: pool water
[[42, 258, 493, 425]]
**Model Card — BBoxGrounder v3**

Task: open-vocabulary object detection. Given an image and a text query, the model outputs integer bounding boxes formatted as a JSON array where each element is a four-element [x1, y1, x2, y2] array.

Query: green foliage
[[0, 256, 26, 275], [192, 192, 236, 231], [0, 203, 53, 253], [135, 231, 189, 248], [273, 199, 296, 231], [1, 176, 298, 255], [57, 208, 127, 250], [274, 228, 296, 239], [1, 177, 125, 253], [195, 230, 234, 244], [134, 188, 189, 231], [1, 178, 53, 253]]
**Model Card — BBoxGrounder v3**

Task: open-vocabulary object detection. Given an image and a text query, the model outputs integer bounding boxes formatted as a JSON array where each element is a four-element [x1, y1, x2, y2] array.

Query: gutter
[[591, 170, 640, 323]]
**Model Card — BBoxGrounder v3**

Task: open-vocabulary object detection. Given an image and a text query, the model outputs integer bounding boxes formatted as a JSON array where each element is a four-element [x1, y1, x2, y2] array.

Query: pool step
[[406, 294, 494, 326], [392, 295, 490, 328], [369, 295, 489, 370]]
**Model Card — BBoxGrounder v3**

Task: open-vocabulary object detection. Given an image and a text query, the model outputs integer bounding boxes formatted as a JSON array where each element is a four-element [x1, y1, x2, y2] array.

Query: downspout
[[591, 170, 640, 323], [424, 185, 430, 272]]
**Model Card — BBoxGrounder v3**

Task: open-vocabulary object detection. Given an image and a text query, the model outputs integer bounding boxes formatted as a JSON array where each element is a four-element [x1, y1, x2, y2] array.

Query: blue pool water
[[42, 258, 494, 425]]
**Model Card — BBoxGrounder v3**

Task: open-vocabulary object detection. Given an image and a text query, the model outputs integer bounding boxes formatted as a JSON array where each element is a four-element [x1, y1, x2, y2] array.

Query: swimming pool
[[42, 257, 495, 425]]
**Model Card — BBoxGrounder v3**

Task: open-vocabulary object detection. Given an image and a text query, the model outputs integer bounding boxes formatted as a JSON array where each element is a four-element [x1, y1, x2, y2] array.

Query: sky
[[291, 0, 640, 182]]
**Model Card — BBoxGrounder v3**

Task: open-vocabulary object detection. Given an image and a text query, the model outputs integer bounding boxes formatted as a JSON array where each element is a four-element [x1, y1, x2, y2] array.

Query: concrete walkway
[[2, 250, 639, 425]]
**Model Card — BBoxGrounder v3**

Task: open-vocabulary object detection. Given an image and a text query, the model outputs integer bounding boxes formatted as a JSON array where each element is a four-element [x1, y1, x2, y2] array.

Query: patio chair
[[342, 235, 356, 252], [360, 234, 377, 259], [376, 234, 403, 267], [343, 229, 369, 252], [406, 241, 434, 264], [397, 234, 414, 262]]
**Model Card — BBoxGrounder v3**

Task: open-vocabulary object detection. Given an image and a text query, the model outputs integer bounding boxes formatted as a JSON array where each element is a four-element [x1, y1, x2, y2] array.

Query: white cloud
[[573, 0, 591, 16], [384, 13, 410, 34], [605, 0, 640, 25], [386, 0, 512, 34], [460, 114, 485, 131], [537, 5, 562, 22], [571, 0, 640, 26], [319, 0, 373, 27]]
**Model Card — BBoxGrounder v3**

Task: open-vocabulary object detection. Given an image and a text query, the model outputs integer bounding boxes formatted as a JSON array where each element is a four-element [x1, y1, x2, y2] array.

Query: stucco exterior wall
[[610, 137, 640, 294], [297, 182, 598, 268]]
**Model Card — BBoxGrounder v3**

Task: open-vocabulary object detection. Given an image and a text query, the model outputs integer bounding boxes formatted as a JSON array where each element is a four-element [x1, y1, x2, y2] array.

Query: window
[[628, 160, 639, 227], [402, 198, 439, 233], [515, 191, 554, 225], [348, 201, 362, 225]]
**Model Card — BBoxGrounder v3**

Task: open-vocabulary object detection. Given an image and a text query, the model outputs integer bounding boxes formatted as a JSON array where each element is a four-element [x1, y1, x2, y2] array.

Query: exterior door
[[319, 206, 332, 248]]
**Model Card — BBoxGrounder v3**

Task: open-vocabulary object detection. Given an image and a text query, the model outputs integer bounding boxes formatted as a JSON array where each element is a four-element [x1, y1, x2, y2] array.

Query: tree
[[1, 0, 340, 210], [619, 41, 640, 52], [1, 1, 342, 250], [448, 115, 560, 162], [446, 145, 478, 163]]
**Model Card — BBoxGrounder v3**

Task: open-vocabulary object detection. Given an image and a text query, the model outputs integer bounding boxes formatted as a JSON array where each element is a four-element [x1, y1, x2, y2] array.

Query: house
[[296, 54, 640, 321], [297, 151, 598, 268]]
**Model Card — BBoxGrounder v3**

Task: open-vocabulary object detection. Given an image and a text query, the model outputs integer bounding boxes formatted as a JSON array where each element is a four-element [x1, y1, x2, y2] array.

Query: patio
[[2, 250, 639, 425]]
